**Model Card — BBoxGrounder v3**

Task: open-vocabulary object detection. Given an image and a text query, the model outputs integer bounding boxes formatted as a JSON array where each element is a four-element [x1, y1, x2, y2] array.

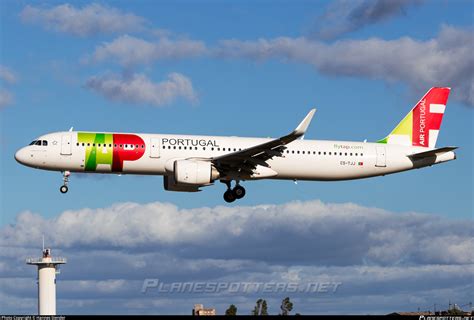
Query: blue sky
[[0, 0, 473, 315]]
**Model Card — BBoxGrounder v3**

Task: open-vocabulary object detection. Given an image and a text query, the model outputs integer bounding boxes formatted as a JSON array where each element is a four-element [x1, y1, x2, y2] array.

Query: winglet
[[294, 109, 316, 136]]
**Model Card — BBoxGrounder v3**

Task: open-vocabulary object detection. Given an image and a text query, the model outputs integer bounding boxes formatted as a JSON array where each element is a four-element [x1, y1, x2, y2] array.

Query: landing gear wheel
[[60, 185, 68, 194], [223, 189, 236, 203], [233, 185, 246, 199], [60, 171, 70, 194]]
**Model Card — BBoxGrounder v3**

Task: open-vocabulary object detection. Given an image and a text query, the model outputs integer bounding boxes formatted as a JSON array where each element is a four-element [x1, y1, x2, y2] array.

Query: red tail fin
[[378, 87, 451, 148]]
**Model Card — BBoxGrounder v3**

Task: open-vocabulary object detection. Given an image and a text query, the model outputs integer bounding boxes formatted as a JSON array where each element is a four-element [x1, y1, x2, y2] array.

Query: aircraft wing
[[212, 109, 316, 177]]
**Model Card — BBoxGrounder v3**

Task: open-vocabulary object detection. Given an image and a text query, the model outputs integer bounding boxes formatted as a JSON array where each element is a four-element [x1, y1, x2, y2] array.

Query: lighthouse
[[26, 245, 67, 315]]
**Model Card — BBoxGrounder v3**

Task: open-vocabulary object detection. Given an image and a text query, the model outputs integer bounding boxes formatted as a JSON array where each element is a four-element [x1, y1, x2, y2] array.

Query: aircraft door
[[375, 145, 386, 167], [60, 134, 72, 155], [150, 138, 160, 158]]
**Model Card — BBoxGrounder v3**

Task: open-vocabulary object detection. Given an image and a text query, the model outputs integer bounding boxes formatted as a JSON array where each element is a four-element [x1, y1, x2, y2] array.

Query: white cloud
[[85, 72, 198, 107], [217, 26, 474, 107], [2, 200, 472, 266], [20, 3, 147, 37], [0, 89, 13, 108], [1, 199, 472, 314], [312, 0, 424, 40], [0, 65, 18, 109], [86, 35, 208, 66], [0, 65, 17, 84]]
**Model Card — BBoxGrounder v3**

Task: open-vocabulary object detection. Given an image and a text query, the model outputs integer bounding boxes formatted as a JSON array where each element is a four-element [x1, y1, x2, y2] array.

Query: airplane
[[15, 87, 457, 203]]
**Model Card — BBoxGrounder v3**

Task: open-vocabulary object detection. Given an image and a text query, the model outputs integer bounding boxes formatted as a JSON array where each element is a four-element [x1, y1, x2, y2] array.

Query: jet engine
[[173, 159, 220, 185]]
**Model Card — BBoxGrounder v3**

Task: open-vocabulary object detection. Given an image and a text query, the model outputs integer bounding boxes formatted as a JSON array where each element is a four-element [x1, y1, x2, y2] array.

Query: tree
[[252, 299, 268, 316], [261, 300, 268, 315], [225, 304, 237, 315], [280, 297, 293, 316]]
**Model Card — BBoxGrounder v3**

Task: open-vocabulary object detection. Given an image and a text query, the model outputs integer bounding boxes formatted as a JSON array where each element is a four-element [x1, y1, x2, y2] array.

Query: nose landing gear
[[222, 180, 246, 203], [60, 171, 70, 194]]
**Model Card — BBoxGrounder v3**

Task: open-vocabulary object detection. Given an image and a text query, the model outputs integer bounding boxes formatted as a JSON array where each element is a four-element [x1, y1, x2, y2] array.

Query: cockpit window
[[35, 141, 42, 146], [42, 140, 48, 146], [29, 140, 37, 145]]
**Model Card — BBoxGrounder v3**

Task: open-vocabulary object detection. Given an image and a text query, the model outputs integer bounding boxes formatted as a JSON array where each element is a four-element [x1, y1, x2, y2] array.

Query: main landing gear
[[222, 180, 246, 203], [60, 171, 70, 194]]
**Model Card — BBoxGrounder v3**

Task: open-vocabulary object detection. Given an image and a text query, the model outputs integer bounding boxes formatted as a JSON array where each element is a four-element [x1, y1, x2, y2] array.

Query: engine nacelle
[[164, 175, 201, 192], [173, 160, 220, 185]]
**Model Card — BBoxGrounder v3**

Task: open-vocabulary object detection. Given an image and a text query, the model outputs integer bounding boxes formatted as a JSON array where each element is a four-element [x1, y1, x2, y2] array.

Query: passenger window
[[350, 153, 353, 156], [329, 152, 331, 155], [76, 143, 79, 146], [361, 153, 364, 156], [323, 152, 326, 155]]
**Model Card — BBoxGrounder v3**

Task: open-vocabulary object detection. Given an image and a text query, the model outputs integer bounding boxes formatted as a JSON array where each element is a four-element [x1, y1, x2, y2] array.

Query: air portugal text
[[162, 138, 220, 148]]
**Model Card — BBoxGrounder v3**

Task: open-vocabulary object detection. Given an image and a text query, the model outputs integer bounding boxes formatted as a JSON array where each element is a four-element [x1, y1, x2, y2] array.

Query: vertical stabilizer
[[378, 87, 450, 148]]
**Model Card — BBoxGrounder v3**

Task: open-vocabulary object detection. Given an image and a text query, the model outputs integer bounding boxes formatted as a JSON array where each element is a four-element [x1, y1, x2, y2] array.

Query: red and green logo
[[78, 133, 145, 172]]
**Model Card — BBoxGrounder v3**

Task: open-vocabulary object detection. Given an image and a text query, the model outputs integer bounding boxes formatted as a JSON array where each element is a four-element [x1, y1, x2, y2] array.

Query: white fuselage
[[14, 131, 455, 182]]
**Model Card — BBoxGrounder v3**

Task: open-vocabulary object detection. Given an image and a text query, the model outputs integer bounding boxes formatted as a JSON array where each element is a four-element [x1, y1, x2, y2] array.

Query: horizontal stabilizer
[[408, 146, 457, 159]]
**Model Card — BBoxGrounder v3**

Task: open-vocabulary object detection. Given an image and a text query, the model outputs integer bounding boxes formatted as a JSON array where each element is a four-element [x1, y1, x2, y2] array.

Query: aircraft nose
[[14, 147, 29, 165]]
